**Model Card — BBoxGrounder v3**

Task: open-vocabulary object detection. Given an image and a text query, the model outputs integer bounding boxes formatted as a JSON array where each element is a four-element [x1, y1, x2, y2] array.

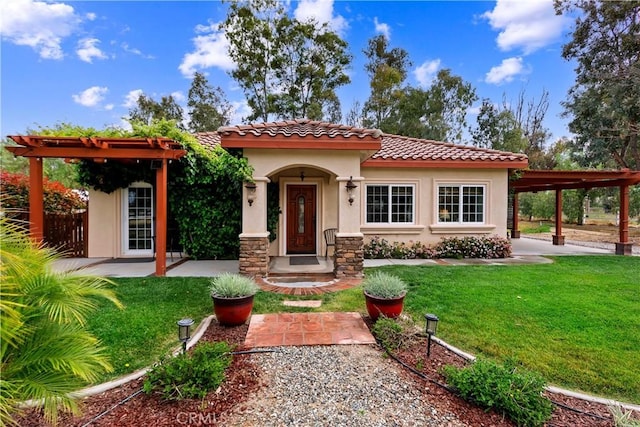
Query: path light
[[345, 176, 357, 206], [177, 318, 194, 354], [245, 182, 257, 206], [424, 313, 439, 357]]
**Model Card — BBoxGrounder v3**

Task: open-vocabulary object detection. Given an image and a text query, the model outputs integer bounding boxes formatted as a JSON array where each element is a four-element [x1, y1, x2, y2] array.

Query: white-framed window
[[123, 183, 154, 255], [366, 184, 415, 224], [438, 184, 485, 224]]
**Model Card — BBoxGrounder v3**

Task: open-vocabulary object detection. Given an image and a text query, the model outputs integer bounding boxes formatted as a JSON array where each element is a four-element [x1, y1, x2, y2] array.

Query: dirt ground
[[519, 221, 640, 245]]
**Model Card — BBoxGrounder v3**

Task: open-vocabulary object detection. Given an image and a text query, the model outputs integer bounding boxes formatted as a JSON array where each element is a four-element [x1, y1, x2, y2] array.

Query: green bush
[[371, 317, 404, 351], [443, 358, 553, 427], [143, 341, 232, 401], [364, 236, 511, 260], [363, 271, 407, 299]]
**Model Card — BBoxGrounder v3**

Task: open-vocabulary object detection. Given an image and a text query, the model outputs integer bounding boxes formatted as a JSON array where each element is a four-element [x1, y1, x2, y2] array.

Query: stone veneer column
[[239, 235, 269, 277], [333, 235, 364, 278]]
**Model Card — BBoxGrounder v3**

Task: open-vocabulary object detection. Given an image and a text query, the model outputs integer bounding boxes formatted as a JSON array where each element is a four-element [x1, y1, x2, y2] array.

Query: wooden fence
[[6, 211, 88, 257]]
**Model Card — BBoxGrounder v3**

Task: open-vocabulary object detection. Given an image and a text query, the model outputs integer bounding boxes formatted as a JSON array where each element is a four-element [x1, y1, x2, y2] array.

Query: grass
[[87, 277, 212, 381], [88, 256, 640, 403], [381, 256, 640, 403]]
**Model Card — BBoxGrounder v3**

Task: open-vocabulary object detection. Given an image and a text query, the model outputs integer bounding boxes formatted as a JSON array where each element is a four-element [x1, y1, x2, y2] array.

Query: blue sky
[[1, 0, 577, 143]]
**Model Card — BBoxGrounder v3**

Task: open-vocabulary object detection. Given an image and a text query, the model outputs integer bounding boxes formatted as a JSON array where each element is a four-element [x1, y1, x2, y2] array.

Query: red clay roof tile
[[218, 118, 383, 140], [193, 132, 220, 150]]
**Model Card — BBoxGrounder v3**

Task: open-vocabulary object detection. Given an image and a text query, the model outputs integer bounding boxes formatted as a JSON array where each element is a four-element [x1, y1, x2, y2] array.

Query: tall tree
[[506, 88, 551, 169], [555, 0, 640, 170], [471, 99, 527, 153], [187, 72, 232, 132], [362, 35, 411, 129], [220, 0, 351, 122], [385, 69, 477, 142], [128, 94, 184, 129]]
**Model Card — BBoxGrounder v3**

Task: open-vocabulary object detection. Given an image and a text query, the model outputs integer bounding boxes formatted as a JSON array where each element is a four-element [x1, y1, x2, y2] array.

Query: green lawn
[[89, 256, 640, 403]]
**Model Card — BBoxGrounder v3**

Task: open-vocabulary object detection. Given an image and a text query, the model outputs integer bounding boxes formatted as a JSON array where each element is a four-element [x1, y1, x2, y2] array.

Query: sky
[[1, 0, 578, 143]]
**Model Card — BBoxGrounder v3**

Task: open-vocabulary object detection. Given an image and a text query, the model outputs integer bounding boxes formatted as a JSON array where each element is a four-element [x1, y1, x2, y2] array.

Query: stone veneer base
[[333, 235, 364, 278], [239, 236, 270, 277]]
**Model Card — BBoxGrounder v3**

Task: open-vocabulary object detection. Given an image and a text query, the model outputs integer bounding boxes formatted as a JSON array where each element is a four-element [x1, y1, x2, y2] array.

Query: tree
[[471, 99, 527, 153], [505, 88, 552, 169], [555, 0, 640, 170], [385, 69, 477, 142], [187, 72, 232, 132], [362, 35, 411, 129], [129, 94, 185, 129], [0, 217, 122, 425], [220, 0, 351, 122]]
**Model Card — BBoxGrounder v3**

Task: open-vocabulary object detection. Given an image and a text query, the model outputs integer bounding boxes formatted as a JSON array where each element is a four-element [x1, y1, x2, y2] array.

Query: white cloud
[[121, 42, 154, 59], [179, 22, 234, 77], [72, 86, 108, 107], [0, 0, 83, 59], [231, 100, 252, 124], [293, 0, 348, 35], [76, 37, 107, 63], [485, 57, 527, 85], [85, 12, 96, 21], [123, 89, 144, 108], [413, 59, 441, 88], [482, 0, 569, 54], [373, 17, 390, 40], [104, 104, 114, 111], [171, 91, 185, 102]]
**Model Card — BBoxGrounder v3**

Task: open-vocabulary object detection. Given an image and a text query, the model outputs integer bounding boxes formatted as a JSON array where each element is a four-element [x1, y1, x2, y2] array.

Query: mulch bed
[[15, 318, 638, 427]]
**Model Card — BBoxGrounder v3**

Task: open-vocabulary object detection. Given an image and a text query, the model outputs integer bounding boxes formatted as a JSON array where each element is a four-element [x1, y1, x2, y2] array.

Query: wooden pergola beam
[[5, 146, 186, 160]]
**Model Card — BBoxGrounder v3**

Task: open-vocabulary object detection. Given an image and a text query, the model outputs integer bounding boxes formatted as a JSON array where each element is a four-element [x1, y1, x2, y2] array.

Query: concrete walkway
[[52, 237, 614, 278]]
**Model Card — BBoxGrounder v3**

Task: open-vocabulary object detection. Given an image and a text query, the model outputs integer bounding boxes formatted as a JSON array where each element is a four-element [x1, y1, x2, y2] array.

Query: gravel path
[[225, 345, 467, 427]]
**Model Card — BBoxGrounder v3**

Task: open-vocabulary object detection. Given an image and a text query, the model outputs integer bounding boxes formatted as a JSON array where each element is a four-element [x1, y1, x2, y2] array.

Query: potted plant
[[363, 271, 408, 320], [210, 273, 260, 326]]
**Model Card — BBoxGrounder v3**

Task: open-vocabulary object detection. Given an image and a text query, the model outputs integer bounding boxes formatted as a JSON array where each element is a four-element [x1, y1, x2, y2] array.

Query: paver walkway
[[244, 312, 376, 347]]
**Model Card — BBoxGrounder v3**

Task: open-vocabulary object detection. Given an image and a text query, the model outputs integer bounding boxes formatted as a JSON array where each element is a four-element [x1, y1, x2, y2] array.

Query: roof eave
[[361, 159, 529, 169]]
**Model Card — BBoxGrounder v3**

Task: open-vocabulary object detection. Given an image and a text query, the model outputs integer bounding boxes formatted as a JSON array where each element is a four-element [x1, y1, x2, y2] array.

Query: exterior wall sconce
[[300, 171, 305, 181], [345, 176, 357, 206], [424, 313, 439, 357], [245, 182, 257, 206], [177, 318, 194, 354]]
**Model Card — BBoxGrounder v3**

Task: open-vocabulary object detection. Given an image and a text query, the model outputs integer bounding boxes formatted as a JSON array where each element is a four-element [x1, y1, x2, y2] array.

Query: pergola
[[5, 135, 187, 276], [509, 169, 640, 254]]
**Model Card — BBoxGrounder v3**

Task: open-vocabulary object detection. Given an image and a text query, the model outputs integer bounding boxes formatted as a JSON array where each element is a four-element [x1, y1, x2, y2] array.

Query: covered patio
[[510, 169, 640, 255], [5, 135, 186, 276]]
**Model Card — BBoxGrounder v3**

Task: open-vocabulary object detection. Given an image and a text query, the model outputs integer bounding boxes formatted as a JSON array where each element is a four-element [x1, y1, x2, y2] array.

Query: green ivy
[[37, 119, 253, 259]]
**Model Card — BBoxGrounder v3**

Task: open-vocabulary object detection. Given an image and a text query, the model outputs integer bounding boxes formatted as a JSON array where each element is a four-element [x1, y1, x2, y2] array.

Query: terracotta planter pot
[[212, 295, 255, 326], [364, 291, 406, 321]]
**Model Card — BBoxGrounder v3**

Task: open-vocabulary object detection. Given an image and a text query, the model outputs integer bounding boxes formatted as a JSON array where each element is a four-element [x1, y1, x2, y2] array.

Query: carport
[[510, 169, 640, 255], [5, 135, 187, 276]]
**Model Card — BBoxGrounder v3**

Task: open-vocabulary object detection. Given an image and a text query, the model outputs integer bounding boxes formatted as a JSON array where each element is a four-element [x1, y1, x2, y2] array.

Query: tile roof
[[193, 120, 528, 167], [193, 132, 220, 150], [372, 134, 528, 163], [218, 119, 383, 140]]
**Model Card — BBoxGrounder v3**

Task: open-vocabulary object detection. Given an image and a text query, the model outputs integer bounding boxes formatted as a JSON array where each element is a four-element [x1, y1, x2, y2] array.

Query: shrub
[[363, 236, 511, 260], [433, 236, 512, 259], [143, 341, 232, 400], [363, 271, 407, 299], [210, 273, 259, 298], [371, 317, 406, 351], [0, 171, 86, 214], [443, 358, 554, 427]]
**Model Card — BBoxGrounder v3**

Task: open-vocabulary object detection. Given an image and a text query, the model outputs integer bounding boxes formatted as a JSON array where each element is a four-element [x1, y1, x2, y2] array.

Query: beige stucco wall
[[244, 146, 510, 254], [87, 188, 122, 258], [359, 167, 509, 245]]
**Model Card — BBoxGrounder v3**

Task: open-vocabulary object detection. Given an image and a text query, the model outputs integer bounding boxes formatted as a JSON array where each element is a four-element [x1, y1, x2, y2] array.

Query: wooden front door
[[286, 185, 316, 254]]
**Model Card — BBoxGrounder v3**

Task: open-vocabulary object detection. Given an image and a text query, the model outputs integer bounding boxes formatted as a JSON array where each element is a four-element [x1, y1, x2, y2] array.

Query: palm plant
[[0, 216, 123, 426]]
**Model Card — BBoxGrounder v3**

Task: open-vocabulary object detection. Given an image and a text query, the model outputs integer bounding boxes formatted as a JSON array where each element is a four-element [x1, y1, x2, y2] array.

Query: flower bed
[[364, 235, 512, 259]]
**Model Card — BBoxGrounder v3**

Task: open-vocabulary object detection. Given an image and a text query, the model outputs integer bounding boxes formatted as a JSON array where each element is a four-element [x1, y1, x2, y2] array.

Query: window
[[438, 185, 485, 223], [366, 185, 414, 224]]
